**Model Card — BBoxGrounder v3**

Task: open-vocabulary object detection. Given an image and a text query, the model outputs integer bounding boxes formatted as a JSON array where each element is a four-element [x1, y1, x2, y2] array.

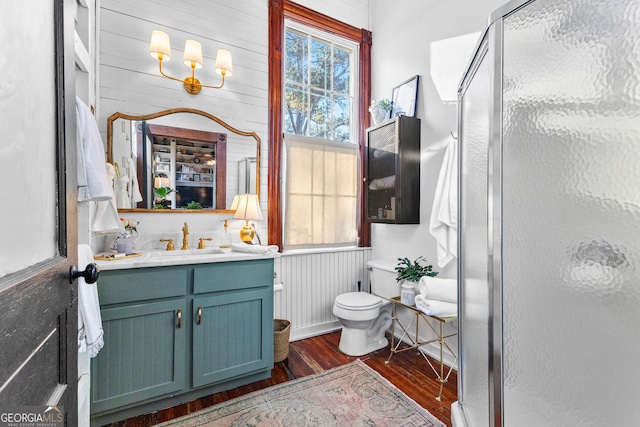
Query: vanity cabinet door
[[91, 298, 187, 414], [192, 287, 274, 388]]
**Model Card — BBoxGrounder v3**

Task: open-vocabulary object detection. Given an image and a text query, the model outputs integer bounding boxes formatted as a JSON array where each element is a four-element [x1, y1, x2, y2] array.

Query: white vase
[[400, 280, 418, 306], [369, 104, 387, 125]]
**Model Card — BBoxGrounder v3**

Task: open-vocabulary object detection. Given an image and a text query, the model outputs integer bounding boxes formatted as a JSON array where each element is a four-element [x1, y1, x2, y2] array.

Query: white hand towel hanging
[[429, 136, 458, 268], [76, 97, 112, 202], [125, 156, 143, 204], [77, 244, 104, 358], [91, 163, 125, 234], [114, 173, 130, 208]]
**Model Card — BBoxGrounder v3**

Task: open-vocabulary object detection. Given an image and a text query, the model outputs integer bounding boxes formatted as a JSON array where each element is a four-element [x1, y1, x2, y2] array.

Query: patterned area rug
[[155, 359, 444, 427]]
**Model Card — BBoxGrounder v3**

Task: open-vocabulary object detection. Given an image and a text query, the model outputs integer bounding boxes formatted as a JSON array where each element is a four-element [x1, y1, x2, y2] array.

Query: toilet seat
[[334, 292, 382, 311]]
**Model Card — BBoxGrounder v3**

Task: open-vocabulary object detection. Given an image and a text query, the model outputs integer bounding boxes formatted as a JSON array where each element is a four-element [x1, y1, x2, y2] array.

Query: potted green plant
[[368, 98, 392, 125], [395, 256, 438, 283], [154, 186, 173, 209]]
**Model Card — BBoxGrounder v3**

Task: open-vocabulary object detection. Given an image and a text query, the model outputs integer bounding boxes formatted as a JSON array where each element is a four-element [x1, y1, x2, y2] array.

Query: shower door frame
[[456, 1, 536, 426]]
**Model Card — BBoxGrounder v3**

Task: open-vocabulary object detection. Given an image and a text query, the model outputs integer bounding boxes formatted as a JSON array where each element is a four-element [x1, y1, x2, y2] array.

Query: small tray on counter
[[94, 252, 143, 261]]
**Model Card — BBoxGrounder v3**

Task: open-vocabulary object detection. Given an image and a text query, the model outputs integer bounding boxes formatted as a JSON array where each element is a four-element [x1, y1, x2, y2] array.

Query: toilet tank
[[367, 259, 400, 299]]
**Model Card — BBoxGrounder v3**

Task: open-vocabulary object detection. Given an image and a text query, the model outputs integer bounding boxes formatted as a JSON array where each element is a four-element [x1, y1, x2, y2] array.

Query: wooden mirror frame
[[106, 108, 261, 213]]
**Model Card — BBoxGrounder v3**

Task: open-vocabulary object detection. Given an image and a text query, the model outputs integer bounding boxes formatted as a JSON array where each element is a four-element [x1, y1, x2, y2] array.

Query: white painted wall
[[369, 0, 506, 277], [369, 0, 507, 363]]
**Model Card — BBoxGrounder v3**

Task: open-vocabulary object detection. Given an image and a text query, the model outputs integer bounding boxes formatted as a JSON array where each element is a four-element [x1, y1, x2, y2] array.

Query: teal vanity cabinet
[[90, 258, 274, 426]]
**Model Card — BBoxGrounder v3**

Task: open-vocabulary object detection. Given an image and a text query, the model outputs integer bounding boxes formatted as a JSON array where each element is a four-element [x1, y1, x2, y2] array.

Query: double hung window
[[283, 23, 359, 249]]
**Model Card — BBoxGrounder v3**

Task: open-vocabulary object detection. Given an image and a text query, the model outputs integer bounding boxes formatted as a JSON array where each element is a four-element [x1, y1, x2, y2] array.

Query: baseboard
[[289, 320, 342, 342]]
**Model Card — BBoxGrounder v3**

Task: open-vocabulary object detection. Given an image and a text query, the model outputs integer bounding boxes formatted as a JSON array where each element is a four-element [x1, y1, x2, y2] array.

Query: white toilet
[[333, 259, 399, 356]]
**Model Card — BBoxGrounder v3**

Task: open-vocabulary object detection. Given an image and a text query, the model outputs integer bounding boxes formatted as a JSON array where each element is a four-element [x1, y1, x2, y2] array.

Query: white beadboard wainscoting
[[273, 247, 372, 341], [272, 247, 457, 369]]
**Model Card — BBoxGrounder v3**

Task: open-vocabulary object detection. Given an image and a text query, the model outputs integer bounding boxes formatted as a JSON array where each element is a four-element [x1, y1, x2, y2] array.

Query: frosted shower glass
[[502, 0, 640, 425], [459, 48, 490, 427]]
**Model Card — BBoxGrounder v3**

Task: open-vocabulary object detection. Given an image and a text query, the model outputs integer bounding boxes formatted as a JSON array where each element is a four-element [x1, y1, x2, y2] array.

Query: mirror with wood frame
[[107, 108, 260, 212]]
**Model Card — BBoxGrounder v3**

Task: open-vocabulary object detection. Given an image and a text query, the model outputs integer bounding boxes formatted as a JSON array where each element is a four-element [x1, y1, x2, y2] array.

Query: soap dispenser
[[220, 219, 231, 248]]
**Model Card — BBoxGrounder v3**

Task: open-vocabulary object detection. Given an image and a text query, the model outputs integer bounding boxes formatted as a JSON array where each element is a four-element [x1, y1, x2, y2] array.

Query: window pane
[[333, 95, 350, 142], [288, 194, 312, 245], [312, 148, 324, 194], [336, 150, 356, 195], [285, 83, 308, 135], [284, 26, 355, 143], [285, 29, 308, 84], [324, 150, 339, 196], [309, 90, 330, 139], [334, 46, 350, 94], [335, 195, 357, 242], [288, 144, 312, 193], [312, 195, 325, 243], [310, 38, 331, 90], [284, 136, 358, 248]]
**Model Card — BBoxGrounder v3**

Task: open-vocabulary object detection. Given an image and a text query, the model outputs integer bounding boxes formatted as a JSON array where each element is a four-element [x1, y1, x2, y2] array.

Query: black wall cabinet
[[365, 116, 420, 224]]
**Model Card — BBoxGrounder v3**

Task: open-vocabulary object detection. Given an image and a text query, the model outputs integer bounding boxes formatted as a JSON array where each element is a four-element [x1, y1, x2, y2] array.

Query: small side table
[[385, 296, 458, 401]]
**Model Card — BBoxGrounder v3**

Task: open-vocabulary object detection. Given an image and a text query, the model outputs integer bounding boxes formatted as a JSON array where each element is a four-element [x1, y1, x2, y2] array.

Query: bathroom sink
[[145, 248, 225, 257]]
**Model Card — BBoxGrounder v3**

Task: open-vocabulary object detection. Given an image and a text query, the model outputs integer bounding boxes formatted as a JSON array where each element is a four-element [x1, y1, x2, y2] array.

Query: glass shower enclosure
[[456, 0, 640, 426]]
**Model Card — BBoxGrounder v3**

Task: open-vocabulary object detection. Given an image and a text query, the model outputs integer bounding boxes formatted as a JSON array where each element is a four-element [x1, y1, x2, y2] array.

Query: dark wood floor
[[107, 330, 458, 426]]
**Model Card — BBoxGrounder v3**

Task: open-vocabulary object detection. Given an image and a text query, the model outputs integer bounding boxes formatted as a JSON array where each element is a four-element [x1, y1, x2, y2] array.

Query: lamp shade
[[233, 194, 263, 221], [230, 194, 243, 211], [149, 30, 171, 61], [183, 40, 203, 69], [214, 49, 233, 77], [154, 176, 171, 188]]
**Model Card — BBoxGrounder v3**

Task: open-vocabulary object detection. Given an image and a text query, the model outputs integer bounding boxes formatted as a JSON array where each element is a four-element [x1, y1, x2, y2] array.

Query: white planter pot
[[369, 104, 388, 125]]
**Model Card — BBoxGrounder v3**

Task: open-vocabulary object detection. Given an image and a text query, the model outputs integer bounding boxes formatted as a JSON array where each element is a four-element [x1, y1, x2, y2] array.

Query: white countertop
[[94, 248, 279, 271]]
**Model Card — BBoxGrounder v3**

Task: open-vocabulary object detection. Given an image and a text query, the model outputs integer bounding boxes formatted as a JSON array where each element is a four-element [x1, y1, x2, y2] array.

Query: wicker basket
[[273, 319, 291, 362]]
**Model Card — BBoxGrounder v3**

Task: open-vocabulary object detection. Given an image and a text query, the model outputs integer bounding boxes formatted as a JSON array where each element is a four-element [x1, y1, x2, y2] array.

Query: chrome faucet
[[181, 222, 189, 250]]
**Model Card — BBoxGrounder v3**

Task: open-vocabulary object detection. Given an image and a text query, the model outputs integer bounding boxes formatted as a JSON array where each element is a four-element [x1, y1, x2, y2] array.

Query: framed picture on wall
[[391, 75, 419, 118]]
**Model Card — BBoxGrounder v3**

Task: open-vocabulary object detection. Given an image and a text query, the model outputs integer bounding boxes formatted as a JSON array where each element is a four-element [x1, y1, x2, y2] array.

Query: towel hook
[[450, 131, 457, 140]]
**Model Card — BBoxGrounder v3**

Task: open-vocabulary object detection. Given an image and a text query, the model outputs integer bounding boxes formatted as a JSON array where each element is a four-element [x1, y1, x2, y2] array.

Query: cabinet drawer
[[99, 267, 188, 305], [193, 259, 273, 294]]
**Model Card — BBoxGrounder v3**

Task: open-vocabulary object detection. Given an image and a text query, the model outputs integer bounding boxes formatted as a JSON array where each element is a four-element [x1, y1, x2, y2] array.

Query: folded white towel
[[76, 97, 112, 202], [418, 276, 458, 304], [368, 175, 396, 190], [415, 294, 457, 318], [231, 243, 279, 255], [77, 244, 104, 358]]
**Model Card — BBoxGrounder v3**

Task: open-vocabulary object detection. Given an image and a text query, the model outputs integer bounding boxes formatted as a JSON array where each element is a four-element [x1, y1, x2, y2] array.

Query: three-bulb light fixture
[[149, 30, 233, 95]]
